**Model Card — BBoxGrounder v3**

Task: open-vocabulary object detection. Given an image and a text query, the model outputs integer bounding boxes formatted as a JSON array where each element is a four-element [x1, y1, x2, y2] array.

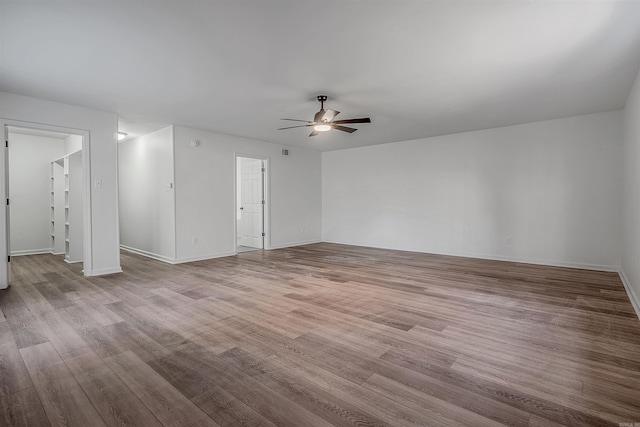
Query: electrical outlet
[[192, 236, 198, 244], [301, 226, 305, 233], [505, 236, 512, 245]]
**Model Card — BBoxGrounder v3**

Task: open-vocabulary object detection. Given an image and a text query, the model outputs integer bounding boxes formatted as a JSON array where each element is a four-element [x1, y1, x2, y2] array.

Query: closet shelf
[[51, 150, 83, 263]]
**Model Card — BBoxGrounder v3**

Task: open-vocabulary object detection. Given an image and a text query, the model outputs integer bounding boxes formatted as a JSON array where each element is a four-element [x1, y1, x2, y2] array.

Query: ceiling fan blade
[[278, 124, 314, 130], [280, 118, 312, 123], [309, 130, 319, 137], [331, 117, 371, 125], [323, 109, 340, 122], [333, 125, 357, 133]]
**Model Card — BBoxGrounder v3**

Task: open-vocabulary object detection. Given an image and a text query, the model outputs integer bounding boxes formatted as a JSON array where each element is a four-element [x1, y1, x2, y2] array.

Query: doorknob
[[240, 207, 244, 210]]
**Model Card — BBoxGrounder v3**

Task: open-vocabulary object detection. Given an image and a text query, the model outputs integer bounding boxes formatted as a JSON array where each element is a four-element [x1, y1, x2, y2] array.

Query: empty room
[[1, 1, 640, 426]]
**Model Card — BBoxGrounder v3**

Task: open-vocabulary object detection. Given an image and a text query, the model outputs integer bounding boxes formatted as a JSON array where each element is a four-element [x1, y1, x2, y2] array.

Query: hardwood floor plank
[[104, 301, 189, 349], [7, 313, 49, 350], [302, 332, 532, 426], [219, 346, 391, 427], [0, 386, 50, 427], [64, 349, 163, 427], [163, 344, 337, 427], [150, 344, 225, 396], [437, 324, 640, 383], [104, 350, 220, 427], [0, 287, 29, 320], [285, 307, 391, 357], [20, 342, 107, 427], [59, 305, 126, 358], [12, 282, 56, 317], [264, 346, 468, 427], [383, 307, 449, 331], [65, 291, 124, 327], [41, 271, 82, 294], [362, 372, 508, 427], [527, 414, 570, 427], [184, 323, 246, 355], [1, 245, 638, 426], [376, 346, 614, 426], [32, 310, 86, 355], [450, 354, 583, 397], [103, 321, 171, 362], [150, 287, 198, 305], [191, 385, 279, 427], [101, 283, 150, 307], [32, 281, 74, 310], [0, 323, 32, 398]]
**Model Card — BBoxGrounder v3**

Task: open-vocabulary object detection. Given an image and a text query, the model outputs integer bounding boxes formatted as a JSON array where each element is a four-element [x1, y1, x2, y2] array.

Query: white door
[[239, 158, 263, 248], [1, 125, 9, 288]]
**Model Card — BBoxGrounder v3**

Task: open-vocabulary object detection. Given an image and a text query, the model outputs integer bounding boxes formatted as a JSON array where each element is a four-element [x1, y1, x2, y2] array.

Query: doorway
[[3, 124, 88, 285], [236, 156, 265, 253]]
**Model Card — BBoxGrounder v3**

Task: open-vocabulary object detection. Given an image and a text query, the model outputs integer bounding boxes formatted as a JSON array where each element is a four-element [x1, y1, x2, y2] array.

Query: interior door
[[239, 158, 263, 248], [1, 125, 9, 288], [3, 126, 11, 287]]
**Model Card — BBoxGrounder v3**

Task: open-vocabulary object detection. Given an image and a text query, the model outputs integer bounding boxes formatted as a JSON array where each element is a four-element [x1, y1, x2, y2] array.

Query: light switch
[[95, 179, 102, 188]]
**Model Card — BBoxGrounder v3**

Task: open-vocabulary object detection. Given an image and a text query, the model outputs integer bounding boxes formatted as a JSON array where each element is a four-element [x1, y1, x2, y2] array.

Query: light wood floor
[[1, 243, 640, 426]]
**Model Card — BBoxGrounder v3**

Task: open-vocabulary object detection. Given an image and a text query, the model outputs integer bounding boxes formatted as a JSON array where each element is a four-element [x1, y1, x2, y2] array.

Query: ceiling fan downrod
[[317, 95, 328, 110]]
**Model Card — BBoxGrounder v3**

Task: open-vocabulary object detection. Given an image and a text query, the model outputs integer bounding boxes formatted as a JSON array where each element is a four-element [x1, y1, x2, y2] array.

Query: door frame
[[0, 119, 93, 289], [234, 153, 269, 252]]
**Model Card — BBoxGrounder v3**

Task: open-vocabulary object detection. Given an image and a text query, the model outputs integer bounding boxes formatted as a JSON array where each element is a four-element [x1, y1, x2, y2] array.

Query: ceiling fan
[[278, 95, 371, 137]]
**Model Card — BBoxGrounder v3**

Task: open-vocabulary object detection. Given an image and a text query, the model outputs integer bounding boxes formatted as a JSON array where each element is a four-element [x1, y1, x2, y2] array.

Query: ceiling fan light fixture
[[313, 124, 331, 132], [278, 95, 370, 137]]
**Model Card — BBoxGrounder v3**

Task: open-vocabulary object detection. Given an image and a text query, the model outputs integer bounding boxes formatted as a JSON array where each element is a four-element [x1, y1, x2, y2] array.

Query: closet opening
[[4, 125, 87, 283]]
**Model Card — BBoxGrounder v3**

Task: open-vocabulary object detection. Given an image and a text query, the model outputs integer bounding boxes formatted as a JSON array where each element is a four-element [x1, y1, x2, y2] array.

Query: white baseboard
[[619, 270, 640, 320], [120, 245, 177, 264], [458, 252, 619, 272], [174, 252, 238, 264], [121, 240, 323, 265], [268, 239, 321, 250], [174, 251, 237, 264], [174, 241, 324, 262], [10, 248, 52, 256], [120, 245, 238, 265], [321, 239, 619, 272]]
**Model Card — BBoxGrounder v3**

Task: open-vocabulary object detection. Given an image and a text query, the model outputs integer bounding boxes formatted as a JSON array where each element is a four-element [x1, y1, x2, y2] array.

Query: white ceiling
[[1, 1, 640, 151]]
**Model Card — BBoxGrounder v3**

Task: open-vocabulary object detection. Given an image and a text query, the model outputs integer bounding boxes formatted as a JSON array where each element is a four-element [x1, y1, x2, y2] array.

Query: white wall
[[7, 133, 65, 255], [323, 111, 623, 271], [118, 126, 176, 261], [64, 134, 82, 154], [173, 126, 321, 262], [0, 91, 122, 284], [622, 67, 640, 317]]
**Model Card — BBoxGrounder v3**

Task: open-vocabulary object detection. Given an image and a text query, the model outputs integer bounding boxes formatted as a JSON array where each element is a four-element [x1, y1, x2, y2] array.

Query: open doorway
[[236, 156, 265, 253], [4, 125, 87, 283]]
